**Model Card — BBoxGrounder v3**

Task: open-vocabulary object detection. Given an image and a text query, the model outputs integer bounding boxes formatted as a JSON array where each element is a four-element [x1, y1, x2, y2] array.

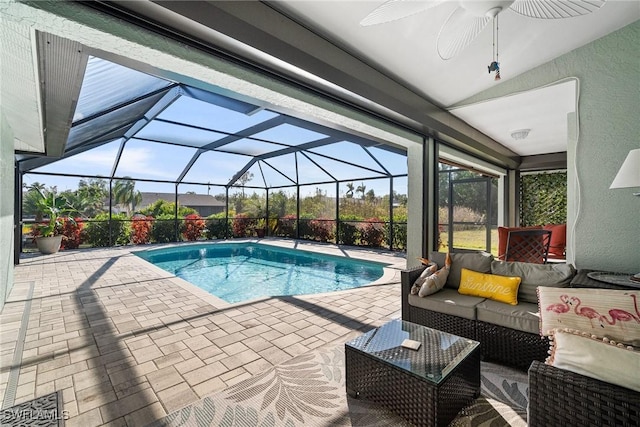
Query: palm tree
[[23, 182, 47, 221], [356, 183, 367, 200], [112, 178, 142, 216], [345, 182, 355, 198], [72, 178, 108, 217]]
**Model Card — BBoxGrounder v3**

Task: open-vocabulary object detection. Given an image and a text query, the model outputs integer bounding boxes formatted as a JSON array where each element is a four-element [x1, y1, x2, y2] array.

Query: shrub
[[60, 217, 84, 250], [384, 214, 407, 251], [140, 199, 197, 218], [309, 218, 335, 242], [298, 216, 313, 240], [360, 217, 385, 247], [182, 214, 206, 241], [232, 213, 251, 238], [277, 214, 297, 238], [338, 215, 361, 246], [131, 215, 153, 244], [85, 213, 130, 247], [205, 213, 231, 239], [150, 214, 178, 243]]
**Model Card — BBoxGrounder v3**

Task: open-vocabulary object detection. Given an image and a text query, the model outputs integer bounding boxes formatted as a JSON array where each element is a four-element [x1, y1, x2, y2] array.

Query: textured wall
[[458, 21, 640, 272], [0, 114, 15, 311]]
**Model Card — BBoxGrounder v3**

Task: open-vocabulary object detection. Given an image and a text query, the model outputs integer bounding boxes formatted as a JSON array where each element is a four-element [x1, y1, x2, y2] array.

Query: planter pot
[[36, 235, 63, 254], [256, 228, 266, 238]]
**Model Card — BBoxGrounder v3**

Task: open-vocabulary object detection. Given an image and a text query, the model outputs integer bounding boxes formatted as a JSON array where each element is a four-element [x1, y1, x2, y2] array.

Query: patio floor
[[0, 239, 406, 426]]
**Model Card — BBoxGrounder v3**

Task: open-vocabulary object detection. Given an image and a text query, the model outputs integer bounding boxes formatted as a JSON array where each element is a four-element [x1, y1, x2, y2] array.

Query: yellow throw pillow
[[458, 268, 521, 305]]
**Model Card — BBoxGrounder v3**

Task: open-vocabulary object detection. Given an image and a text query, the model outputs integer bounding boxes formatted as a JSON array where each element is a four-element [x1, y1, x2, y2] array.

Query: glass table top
[[345, 319, 479, 385]]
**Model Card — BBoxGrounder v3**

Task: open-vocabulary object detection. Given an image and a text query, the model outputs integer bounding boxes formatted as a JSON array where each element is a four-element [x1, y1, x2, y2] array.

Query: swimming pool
[[135, 243, 387, 303]]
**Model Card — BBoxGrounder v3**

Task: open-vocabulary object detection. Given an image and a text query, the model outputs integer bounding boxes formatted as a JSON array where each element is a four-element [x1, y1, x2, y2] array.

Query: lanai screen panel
[[309, 141, 387, 174], [182, 151, 253, 186], [251, 124, 328, 145], [74, 56, 174, 123], [67, 92, 168, 151], [367, 146, 407, 175], [114, 139, 198, 181], [21, 54, 408, 197], [134, 120, 227, 148], [158, 95, 278, 133], [31, 139, 121, 177]]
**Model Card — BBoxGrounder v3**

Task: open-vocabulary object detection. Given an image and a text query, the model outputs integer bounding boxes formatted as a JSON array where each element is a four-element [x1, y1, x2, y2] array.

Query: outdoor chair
[[504, 229, 552, 264]]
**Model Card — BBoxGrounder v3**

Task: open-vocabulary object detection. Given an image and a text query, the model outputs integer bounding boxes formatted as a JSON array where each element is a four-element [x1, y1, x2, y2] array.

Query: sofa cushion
[[538, 287, 640, 347], [543, 223, 567, 258], [458, 268, 521, 305], [547, 328, 640, 392], [491, 260, 575, 304], [429, 251, 493, 290], [408, 288, 485, 320], [476, 299, 540, 334]]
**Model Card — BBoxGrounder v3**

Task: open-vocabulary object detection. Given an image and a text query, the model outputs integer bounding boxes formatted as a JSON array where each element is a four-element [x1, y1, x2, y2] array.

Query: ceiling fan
[[361, 0, 606, 79]]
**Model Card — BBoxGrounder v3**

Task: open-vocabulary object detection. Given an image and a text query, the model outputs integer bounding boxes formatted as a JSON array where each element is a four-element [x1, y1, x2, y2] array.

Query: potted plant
[[32, 188, 75, 254], [255, 218, 267, 238]]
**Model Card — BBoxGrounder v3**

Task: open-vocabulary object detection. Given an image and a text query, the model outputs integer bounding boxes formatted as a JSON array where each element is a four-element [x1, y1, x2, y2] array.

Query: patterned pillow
[[538, 287, 640, 347], [418, 266, 450, 297], [458, 268, 521, 305], [547, 328, 640, 392], [410, 263, 438, 295]]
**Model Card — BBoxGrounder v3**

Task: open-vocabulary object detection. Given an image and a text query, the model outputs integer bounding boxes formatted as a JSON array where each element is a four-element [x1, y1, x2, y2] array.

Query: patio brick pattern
[[0, 241, 404, 426]]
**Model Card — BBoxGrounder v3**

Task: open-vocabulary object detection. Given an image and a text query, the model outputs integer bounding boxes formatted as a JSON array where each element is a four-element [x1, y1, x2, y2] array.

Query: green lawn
[[439, 228, 498, 255]]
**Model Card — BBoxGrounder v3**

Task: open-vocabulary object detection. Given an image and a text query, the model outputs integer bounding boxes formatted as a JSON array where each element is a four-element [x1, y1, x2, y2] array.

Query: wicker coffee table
[[345, 319, 480, 427]]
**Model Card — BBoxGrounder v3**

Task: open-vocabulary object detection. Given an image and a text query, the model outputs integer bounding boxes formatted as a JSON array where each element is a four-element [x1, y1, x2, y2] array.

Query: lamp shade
[[610, 149, 640, 189]]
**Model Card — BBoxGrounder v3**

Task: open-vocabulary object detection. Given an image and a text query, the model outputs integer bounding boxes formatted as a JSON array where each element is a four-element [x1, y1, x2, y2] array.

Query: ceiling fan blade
[[510, 0, 607, 19], [360, 0, 448, 26], [437, 7, 490, 60]]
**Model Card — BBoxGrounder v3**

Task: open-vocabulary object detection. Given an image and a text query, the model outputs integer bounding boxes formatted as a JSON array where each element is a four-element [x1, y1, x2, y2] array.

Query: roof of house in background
[[140, 192, 226, 208]]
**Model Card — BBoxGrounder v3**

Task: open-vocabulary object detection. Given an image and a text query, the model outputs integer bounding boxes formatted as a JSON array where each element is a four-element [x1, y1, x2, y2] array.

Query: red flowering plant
[[131, 215, 154, 244], [59, 217, 84, 250], [182, 214, 206, 241], [309, 218, 335, 242], [278, 214, 297, 237], [232, 213, 251, 237], [360, 217, 385, 247]]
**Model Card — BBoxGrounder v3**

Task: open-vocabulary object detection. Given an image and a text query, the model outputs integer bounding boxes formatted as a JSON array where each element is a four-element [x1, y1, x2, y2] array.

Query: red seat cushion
[[543, 223, 566, 258], [497, 226, 542, 261]]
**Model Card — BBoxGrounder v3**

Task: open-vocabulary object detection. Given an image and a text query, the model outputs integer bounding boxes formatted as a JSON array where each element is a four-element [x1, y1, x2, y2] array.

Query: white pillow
[[411, 264, 437, 295], [547, 328, 640, 392], [418, 266, 450, 297]]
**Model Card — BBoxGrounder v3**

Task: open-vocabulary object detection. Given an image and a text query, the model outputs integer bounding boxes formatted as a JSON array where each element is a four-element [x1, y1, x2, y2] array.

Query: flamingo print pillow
[[538, 287, 640, 347]]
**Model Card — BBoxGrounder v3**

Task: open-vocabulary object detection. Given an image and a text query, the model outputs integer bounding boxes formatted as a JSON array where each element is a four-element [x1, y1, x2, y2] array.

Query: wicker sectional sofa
[[401, 251, 575, 370], [528, 360, 640, 426]]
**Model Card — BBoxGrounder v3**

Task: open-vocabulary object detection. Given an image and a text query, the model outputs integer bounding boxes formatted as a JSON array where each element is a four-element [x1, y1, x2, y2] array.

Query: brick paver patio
[[0, 239, 405, 426]]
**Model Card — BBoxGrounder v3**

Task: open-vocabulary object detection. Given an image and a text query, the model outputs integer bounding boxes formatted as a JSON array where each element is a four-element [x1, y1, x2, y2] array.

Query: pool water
[[135, 243, 386, 303]]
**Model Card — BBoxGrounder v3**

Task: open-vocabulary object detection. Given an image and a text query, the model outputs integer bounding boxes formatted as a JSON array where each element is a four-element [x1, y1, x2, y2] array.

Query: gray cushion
[[429, 251, 494, 290], [408, 288, 485, 320], [490, 260, 576, 304], [476, 299, 540, 334]]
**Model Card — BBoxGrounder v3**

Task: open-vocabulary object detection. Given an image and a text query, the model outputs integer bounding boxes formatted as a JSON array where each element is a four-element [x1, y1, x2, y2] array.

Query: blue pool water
[[135, 243, 386, 303]]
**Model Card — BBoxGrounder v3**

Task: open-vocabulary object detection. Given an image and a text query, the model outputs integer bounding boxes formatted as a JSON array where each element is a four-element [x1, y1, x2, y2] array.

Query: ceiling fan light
[[510, 129, 531, 140]]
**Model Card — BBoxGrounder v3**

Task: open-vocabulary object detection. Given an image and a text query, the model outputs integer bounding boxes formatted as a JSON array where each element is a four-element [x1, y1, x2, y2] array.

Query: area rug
[[148, 346, 528, 427], [1, 391, 65, 427]]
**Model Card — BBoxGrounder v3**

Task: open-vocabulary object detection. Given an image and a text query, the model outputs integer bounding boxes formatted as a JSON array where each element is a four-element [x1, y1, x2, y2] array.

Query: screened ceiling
[[21, 56, 407, 190]]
